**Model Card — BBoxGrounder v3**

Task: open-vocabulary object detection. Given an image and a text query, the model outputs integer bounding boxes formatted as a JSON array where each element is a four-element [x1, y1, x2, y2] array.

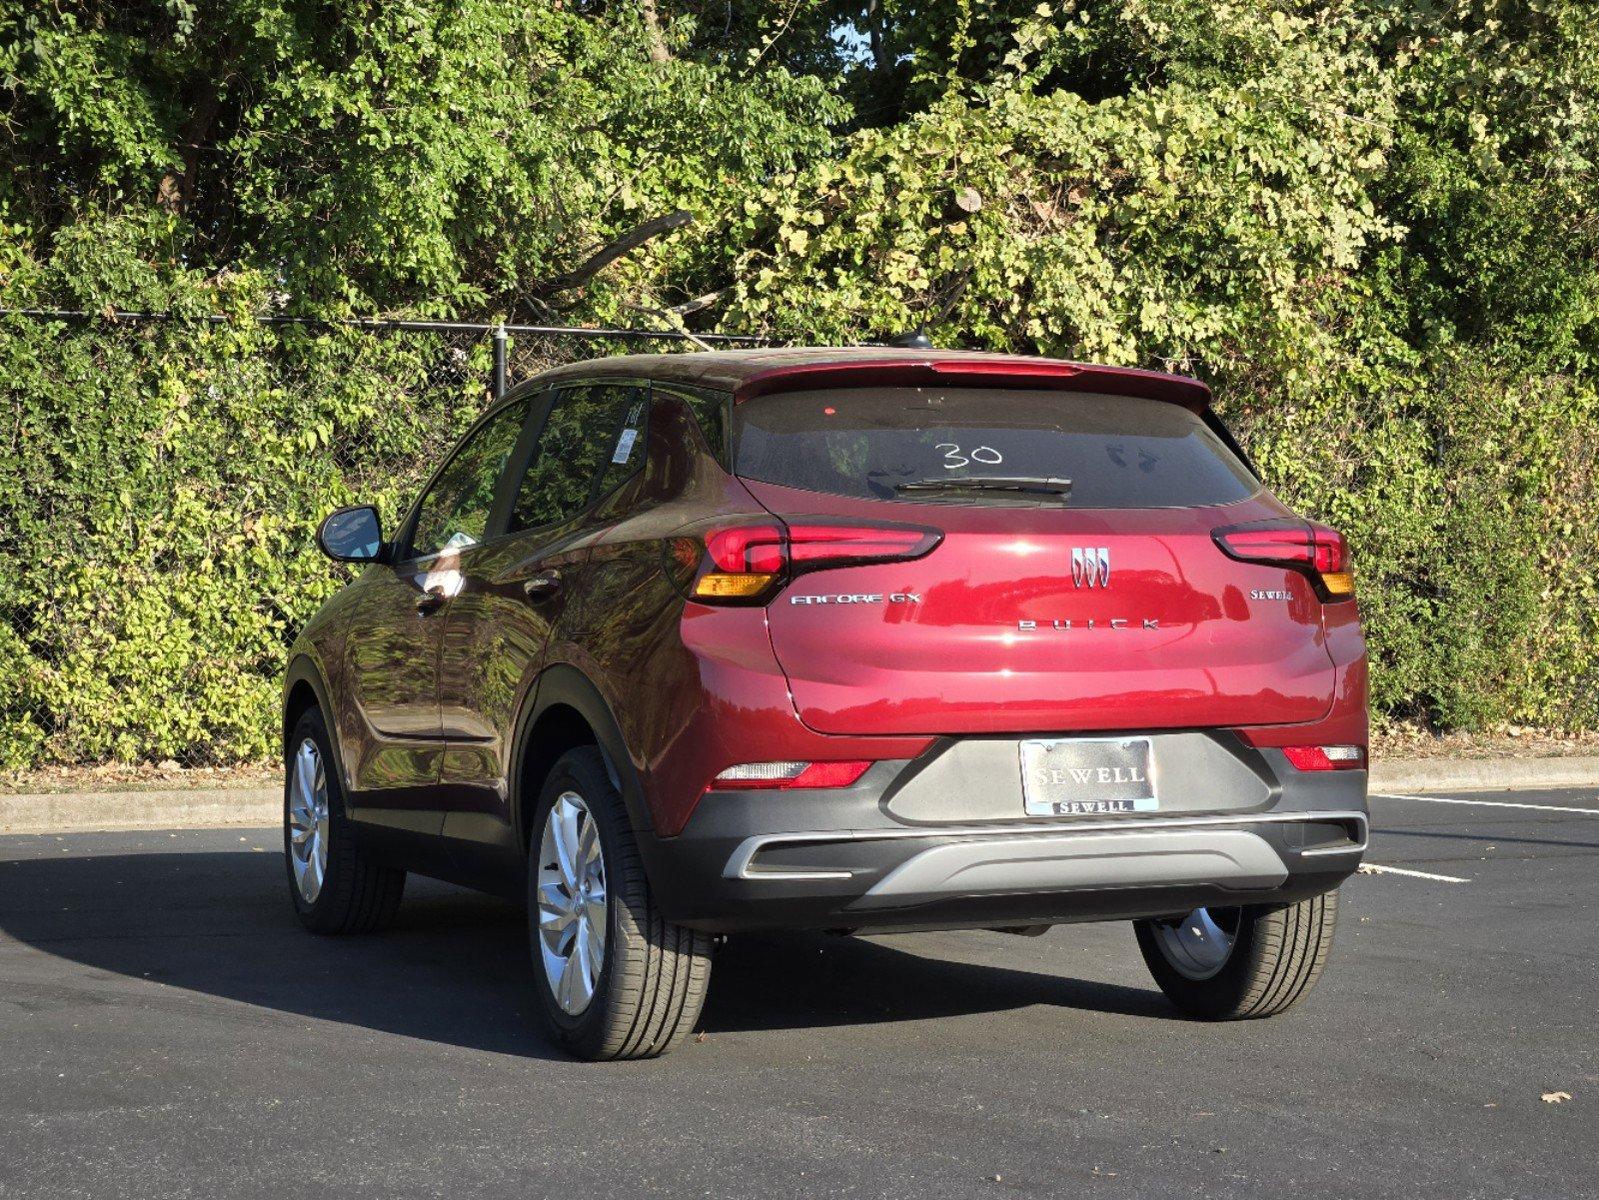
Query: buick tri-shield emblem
[[1071, 547, 1111, 588]]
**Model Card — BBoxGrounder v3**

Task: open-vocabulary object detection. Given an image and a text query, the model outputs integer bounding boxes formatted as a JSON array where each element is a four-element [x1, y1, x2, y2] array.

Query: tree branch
[[621, 301, 714, 349], [746, 0, 804, 73], [670, 289, 725, 316], [641, 0, 671, 63], [534, 210, 694, 297], [157, 77, 224, 216]]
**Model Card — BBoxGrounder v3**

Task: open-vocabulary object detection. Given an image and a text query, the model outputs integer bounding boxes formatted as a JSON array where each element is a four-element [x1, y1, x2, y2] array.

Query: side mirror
[[317, 505, 386, 562]]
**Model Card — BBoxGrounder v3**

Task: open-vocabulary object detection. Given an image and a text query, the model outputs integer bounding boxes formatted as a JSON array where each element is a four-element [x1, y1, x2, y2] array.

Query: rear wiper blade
[[894, 475, 1073, 502]]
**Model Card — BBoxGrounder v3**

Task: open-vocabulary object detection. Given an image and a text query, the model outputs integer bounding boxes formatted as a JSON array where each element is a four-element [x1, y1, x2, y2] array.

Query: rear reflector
[[1213, 521, 1355, 601], [688, 521, 941, 604], [709, 761, 873, 790], [1281, 745, 1366, 772]]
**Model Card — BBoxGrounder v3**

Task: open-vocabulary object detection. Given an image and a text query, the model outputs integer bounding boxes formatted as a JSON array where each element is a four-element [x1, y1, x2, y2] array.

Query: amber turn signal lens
[[692, 571, 779, 599], [1319, 570, 1355, 597]]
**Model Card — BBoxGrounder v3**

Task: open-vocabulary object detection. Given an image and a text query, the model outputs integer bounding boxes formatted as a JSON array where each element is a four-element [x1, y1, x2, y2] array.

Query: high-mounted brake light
[[1281, 745, 1366, 772], [708, 761, 874, 790], [681, 521, 941, 604], [926, 360, 1082, 378], [1213, 521, 1355, 600]]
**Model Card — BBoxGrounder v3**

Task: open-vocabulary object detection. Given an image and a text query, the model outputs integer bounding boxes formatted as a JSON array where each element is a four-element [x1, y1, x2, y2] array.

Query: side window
[[407, 400, 530, 558], [678, 388, 730, 468], [510, 385, 642, 532], [590, 388, 649, 502]]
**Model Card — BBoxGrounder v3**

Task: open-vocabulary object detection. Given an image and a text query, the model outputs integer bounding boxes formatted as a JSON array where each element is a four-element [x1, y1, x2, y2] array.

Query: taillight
[[698, 525, 786, 599], [675, 520, 941, 604], [708, 760, 874, 790], [1281, 745, 1366, 772], [1212, 520, 1355, 601]]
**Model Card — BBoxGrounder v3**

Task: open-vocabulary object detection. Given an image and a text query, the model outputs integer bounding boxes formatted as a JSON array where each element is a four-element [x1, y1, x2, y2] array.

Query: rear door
[[435, 383, 647, 857], [738, 386, 1338, 736]]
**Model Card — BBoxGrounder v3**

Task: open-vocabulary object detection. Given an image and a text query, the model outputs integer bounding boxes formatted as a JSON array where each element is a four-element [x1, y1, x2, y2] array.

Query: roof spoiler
[[733, 357, 1211, 411]]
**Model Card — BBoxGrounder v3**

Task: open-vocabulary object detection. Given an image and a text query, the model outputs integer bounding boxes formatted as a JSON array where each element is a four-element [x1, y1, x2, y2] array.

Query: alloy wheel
[[288, 737, 331, 904], [1150, 906, 1240, 980], [536, 791, 609, 1015]]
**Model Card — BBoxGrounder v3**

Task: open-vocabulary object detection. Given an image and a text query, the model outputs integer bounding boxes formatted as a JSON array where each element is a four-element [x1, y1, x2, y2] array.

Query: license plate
[[1021, 737, 1156, 816]]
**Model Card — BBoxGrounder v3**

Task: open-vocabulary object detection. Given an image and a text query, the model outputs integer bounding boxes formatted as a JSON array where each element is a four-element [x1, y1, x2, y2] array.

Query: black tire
[[283, 707, 405, 934], [528, 747, 712, 1060], [1134, 889, 1338, 1019]]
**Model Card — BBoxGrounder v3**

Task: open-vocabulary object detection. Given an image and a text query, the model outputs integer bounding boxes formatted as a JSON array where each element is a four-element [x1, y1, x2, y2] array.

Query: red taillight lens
[[687, 520, 941, 604], [786, 523, 938, 565], [708, 760, 874, 790], [1309, 527, 1348, 576], [1213, 520, 1354, 600], [705, 525, 786, 574], [1281, 744, 1366, 772]]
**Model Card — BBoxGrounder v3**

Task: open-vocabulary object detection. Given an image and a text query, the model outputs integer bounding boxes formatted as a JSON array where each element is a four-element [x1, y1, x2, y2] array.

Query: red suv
[[284, 348, 1368, 1059]]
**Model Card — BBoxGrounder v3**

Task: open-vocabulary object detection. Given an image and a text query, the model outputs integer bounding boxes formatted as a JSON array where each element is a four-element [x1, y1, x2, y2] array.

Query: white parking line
[[1357, 862, 1470, 883], [1374, 792, 1599, 815]]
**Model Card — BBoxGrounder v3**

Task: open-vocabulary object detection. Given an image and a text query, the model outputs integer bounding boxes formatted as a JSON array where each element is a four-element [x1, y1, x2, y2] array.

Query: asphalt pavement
[[0, 787, 1594, 1199]]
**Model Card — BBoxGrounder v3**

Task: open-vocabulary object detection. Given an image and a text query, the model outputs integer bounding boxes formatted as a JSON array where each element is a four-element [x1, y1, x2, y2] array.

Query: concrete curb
[[0, 787, 279, 835], [2, 756, 1597, 835], [1368, 756, 1599, 796]]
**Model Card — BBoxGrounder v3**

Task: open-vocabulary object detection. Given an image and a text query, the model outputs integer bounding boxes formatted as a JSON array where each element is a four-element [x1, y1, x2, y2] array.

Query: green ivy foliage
[[0, 298, 485, 766], [1, 1, 1596, 766]]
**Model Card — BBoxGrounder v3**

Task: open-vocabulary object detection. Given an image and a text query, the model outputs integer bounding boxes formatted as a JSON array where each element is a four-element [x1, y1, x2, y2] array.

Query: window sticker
[[612, 427, 639, 464]]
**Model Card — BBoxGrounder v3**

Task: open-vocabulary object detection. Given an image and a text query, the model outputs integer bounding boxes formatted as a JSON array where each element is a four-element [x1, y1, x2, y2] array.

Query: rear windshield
[[732, 387, 1258, 509]]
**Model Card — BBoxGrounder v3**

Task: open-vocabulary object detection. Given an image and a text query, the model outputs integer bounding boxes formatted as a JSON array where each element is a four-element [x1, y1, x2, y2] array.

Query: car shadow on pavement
[[0, 848, 1173, 1057], [703, 931, 1172, 1032]]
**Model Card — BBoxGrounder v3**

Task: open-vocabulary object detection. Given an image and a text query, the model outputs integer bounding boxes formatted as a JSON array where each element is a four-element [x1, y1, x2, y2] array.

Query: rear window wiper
[[894, 475, 1073, 503]]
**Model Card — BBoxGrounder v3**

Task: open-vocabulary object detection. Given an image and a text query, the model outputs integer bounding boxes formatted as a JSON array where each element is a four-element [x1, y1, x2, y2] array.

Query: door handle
[[522, 569, 563, 601], [415, 587, 447, 615]]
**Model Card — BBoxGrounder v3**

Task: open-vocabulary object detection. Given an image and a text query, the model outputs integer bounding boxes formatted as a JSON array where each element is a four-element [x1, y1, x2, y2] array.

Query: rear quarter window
[[732, 387, 1258, 509]]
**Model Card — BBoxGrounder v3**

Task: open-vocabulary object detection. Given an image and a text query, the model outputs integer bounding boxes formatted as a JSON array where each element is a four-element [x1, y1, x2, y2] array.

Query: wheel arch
[[282, 655, 353, 810], [512, 664, 652, 854]]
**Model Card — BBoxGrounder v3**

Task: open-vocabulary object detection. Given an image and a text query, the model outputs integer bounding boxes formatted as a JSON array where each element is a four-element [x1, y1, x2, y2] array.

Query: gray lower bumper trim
[[847, 829, 1288, 910], [723, 810, 1369, 883]]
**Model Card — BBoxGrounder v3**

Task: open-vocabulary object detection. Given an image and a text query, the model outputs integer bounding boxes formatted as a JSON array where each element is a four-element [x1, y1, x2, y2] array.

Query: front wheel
[[1134, 890, 1338, 1019], [284, 708, 405, 934], [528, 748, 712, 1060]]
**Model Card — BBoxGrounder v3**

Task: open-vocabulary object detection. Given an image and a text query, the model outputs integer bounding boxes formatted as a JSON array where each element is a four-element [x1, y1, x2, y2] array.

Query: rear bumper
[[639, 734, 1367, 934]]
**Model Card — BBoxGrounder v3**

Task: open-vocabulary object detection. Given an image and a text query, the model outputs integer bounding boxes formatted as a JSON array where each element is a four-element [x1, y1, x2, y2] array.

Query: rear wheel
[[284, 708, 405, 934], [1134, 890, 1338, 1019], [528, 747, 712, 1060]]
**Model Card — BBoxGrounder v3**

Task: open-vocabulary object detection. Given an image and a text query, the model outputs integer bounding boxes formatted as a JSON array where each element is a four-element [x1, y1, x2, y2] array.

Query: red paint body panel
[[1235, 589, 1369, 752], [743, 480, 1340, 737], [639, 604, 933, 835]]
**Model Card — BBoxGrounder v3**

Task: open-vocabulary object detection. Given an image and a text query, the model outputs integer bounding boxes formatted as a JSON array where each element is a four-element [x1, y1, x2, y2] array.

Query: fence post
[[492, 323, 508, 399]]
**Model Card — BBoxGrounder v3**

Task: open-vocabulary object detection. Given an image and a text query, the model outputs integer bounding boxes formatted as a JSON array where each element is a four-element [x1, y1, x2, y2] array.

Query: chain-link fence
[[0, 309, 766, 783]]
